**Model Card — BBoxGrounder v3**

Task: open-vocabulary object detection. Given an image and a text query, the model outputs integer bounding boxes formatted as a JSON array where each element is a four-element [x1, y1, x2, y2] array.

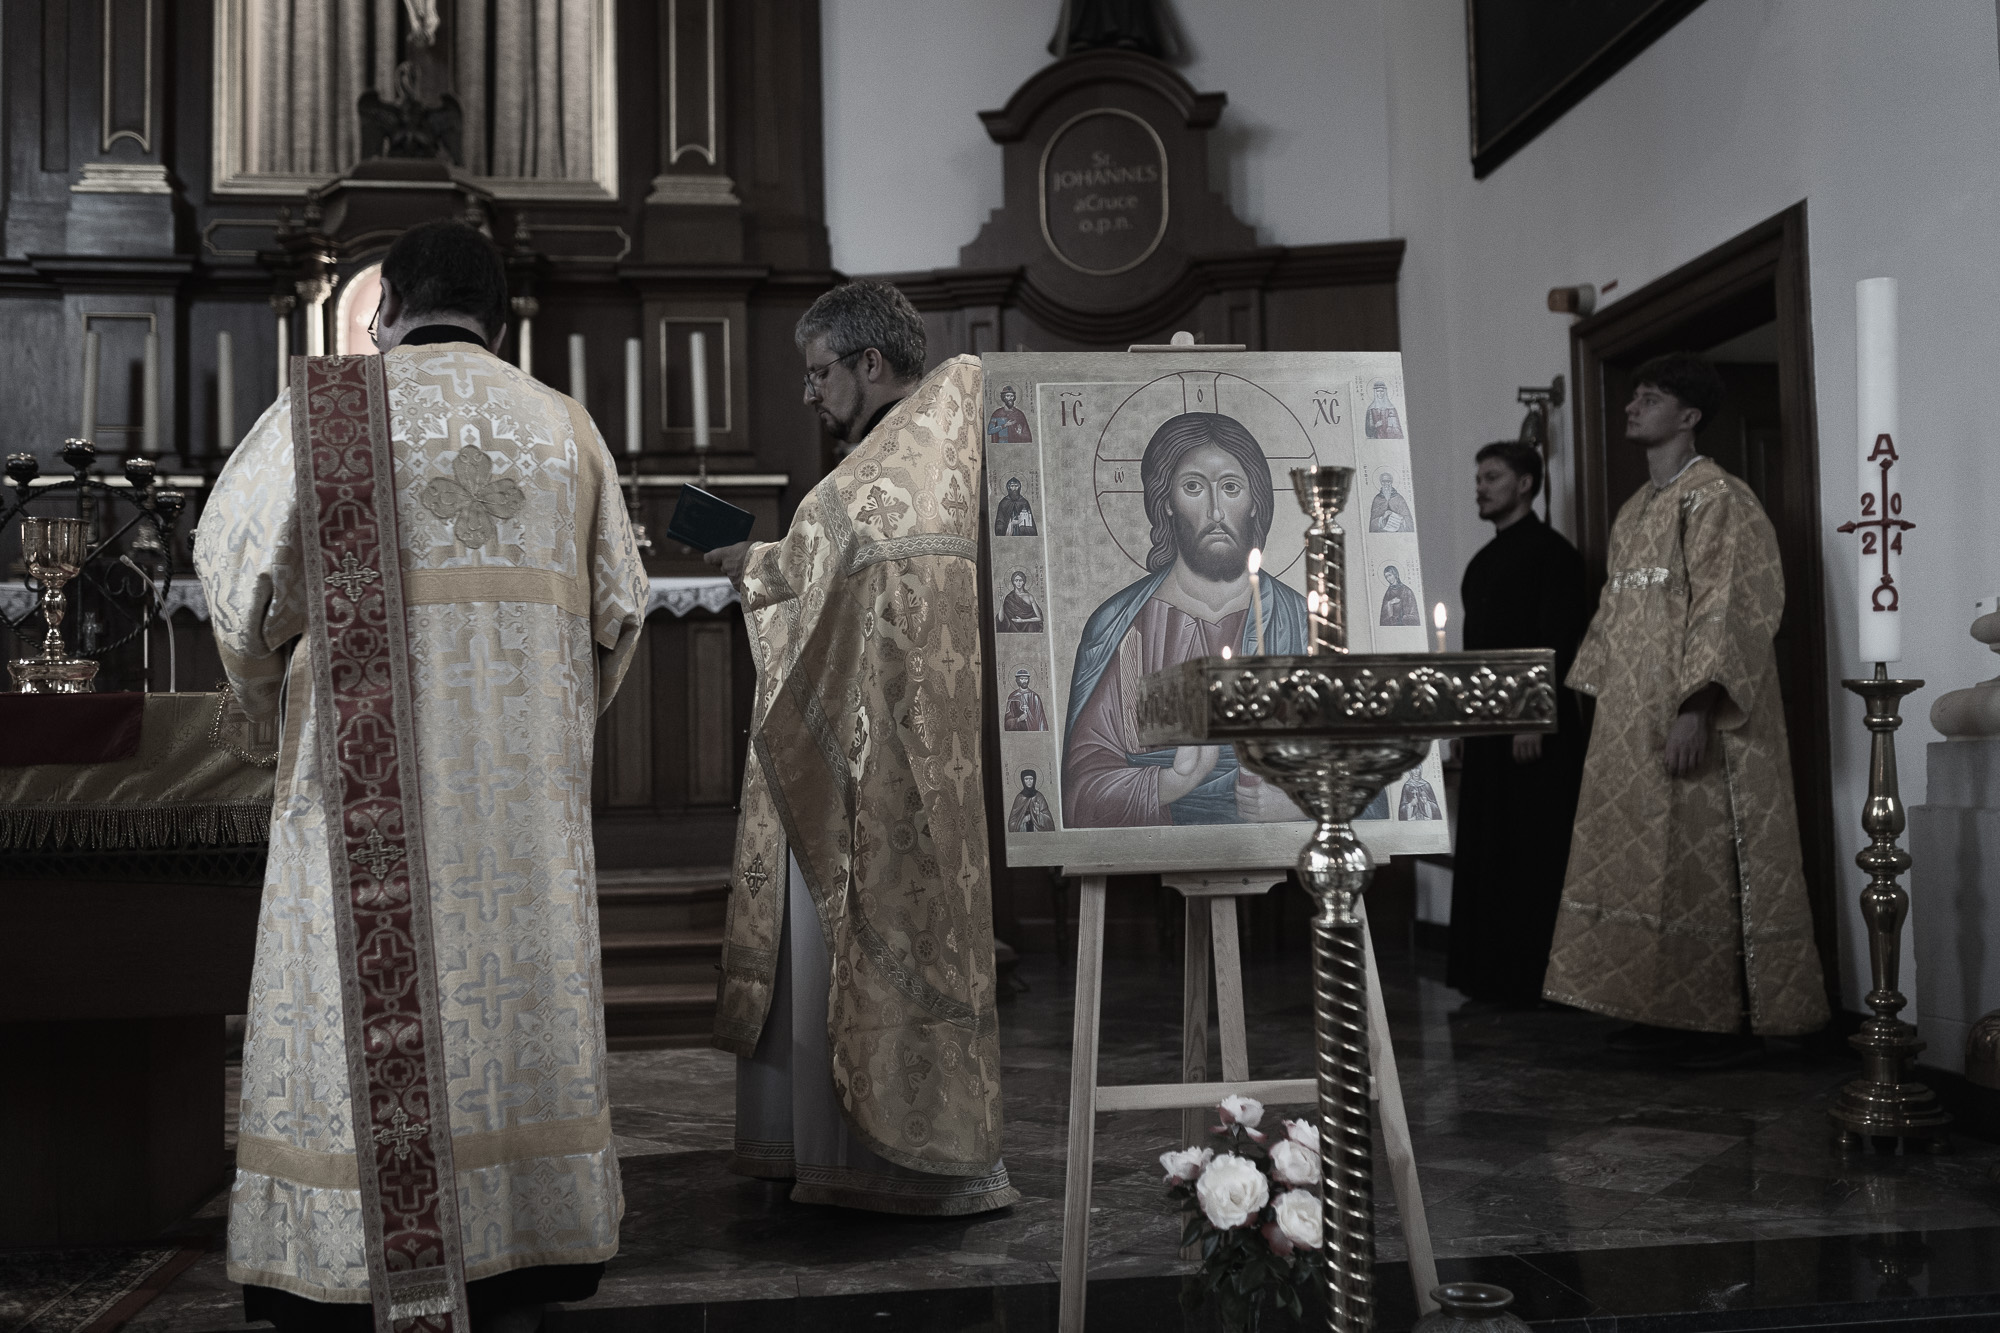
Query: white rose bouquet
[[1157, 1098, 1325, 1330]]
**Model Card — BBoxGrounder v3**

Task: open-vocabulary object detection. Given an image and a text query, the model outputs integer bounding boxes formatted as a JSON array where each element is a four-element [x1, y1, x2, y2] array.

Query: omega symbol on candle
[[1836, 432, 1913, 612]]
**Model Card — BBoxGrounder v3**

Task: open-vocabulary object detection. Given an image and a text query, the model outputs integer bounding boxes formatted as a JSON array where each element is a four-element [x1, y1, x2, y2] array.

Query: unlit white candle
[[142, 331, 160, 454], [624, 337, 642, 456], [689, 331, 711, 451], [1856, 278, 1903, 664], [1246, 547, 1265, 656], [217, 331, 236, 452], [275, 313, 290, 395], [80, 329, 100, 442], [518, 315, 534, 377], [569, 333, 587, 412]]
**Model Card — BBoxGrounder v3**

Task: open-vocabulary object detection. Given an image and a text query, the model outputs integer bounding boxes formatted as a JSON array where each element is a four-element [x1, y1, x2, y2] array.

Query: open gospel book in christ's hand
[[666, 484, 755, 552]]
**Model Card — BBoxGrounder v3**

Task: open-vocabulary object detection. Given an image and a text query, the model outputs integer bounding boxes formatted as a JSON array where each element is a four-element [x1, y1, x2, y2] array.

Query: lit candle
[[1853, 277, 1906, 664], [1433, 601, 1448, 654], [80, 329, 101, 443], [1221, 645, 1233, 660], [1246, 547, 1265, 656], [217, 331, 236, 452], [690, 331, 711, 452], [142, 330, 160, 455], [569, 333, 588, 412], [624, 336, 642, 457]]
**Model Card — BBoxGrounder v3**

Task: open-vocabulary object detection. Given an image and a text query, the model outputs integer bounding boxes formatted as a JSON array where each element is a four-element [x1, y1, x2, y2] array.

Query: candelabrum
[[3, 439, 187, 693], [1136, 466, 1557, 1333], [1829, 663, 1951, 1151]]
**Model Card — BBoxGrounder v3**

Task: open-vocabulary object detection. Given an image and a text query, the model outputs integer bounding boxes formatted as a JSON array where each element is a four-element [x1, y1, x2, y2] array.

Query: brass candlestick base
[[1830, 665, 1949, 1152], [1136, 465, 1558, 1333]]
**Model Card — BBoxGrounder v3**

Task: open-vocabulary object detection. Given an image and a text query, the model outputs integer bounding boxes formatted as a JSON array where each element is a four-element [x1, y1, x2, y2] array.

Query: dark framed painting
[[1467, 0, 1706, 179]]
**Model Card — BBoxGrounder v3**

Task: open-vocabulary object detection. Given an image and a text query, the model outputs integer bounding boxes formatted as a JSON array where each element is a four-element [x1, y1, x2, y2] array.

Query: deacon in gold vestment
[[196, 222, 647, 1322], [1543, 357, 1827, 1059], [708, 281, 1017, 1214]]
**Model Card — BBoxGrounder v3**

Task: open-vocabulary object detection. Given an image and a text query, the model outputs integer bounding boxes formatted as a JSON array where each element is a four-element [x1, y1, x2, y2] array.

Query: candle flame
[[1433, 601, 1448, 630], [1246, 547, 1262, 575], [1306, 591, 1320, 615], [1221, 645, 1233, 660]]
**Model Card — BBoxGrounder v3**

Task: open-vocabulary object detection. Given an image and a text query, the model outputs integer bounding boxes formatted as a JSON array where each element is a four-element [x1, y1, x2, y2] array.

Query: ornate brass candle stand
[[1136, 466, 1557, 1333], [1830, 664, 1951, 1151]]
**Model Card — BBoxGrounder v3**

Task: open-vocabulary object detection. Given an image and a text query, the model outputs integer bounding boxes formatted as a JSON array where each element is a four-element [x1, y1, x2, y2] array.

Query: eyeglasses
[[802, 347, 866, 397], [367, 297, 382, 347]]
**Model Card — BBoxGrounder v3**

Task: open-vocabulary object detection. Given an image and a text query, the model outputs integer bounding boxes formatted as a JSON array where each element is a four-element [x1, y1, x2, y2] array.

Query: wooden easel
[[1056, 867, 1438, 1332]]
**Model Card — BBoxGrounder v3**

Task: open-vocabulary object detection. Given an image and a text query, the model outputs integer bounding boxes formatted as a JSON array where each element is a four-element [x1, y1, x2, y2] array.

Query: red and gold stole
[[291, 354, 469, 1333]]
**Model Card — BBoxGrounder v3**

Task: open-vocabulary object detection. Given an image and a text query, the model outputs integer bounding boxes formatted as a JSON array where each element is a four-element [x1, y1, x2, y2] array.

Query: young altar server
[[704, 281, 1019, 1214], [196, 219, 647, 1332], [1446, 442, 1588, 1005], [1541, 355, 1828, 1066]]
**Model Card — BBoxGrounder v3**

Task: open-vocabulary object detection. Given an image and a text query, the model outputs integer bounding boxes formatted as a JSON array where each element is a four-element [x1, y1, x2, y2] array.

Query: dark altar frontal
[[1, 691, 270, 1249]]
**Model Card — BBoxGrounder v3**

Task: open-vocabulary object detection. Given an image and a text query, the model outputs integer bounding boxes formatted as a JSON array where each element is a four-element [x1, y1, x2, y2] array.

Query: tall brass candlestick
[[1830, 663, 1950, 1150], [1136, 464, 1556, 1333], [1294, 465, 1348, 655]]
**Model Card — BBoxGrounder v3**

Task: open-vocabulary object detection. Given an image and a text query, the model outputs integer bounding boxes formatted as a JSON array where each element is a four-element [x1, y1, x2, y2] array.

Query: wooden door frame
[[1568, 201, 1840, 1008]]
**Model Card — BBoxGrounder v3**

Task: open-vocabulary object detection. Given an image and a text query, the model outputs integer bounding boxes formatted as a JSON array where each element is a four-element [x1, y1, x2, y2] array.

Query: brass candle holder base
[[1830, 667, 1950, 1152], [7, 655, 99, 693]]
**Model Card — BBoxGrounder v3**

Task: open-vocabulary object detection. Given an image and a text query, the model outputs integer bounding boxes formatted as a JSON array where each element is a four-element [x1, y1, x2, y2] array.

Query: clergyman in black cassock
[[1447, 443, 1589, 1004]]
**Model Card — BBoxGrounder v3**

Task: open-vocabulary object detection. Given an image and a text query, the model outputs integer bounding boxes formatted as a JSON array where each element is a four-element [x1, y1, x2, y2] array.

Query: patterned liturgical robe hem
[[715, 355, 1014, 1184], [1541, 457, 1828, 1037], [196, 342, 649, 1301]]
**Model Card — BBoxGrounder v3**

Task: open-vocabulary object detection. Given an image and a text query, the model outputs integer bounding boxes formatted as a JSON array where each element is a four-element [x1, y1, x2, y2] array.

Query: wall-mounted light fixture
[[1547, 284, 1596, 316]]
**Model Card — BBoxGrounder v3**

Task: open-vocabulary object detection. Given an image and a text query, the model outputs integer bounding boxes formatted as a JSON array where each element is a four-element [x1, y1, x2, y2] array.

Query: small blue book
[[665, 484, 755, 552]]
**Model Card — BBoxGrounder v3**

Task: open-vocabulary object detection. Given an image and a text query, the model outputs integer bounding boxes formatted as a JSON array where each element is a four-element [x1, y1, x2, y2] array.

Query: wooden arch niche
[[874, 50, 1405, 361], [1567, 202, 1840, 1004]]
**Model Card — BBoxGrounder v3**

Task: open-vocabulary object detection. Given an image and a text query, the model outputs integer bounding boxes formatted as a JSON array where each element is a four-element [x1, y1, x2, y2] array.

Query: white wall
[[820, 1, 1392, 275], [1387, 0, 2000, 1013]]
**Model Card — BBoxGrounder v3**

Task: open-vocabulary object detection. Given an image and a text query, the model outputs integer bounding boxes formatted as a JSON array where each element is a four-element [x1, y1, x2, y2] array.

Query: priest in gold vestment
[[196, 222, 647, 1327], [707, 281, 1017, 1214], [1543, 355, 1827, 1065]]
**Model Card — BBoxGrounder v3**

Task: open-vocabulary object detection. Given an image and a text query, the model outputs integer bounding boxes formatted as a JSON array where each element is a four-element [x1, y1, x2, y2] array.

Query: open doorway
[[1567, 203, 1839, 1011]]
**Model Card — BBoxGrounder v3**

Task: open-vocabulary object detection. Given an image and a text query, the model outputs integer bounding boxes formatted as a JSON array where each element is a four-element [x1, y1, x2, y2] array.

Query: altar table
[[1, 692, 273, 1246]]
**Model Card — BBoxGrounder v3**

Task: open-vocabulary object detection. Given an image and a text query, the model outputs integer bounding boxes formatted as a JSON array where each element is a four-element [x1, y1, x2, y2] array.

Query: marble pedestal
[[1909, 738, 2000, 1074]]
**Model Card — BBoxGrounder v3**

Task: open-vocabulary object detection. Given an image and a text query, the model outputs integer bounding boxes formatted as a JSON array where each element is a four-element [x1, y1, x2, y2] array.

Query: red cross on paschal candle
[[1835, 433, 1914, 612]]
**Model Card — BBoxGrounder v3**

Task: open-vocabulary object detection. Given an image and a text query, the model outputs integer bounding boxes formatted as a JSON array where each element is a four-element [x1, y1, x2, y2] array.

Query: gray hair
[[794, 279, 927, 381]]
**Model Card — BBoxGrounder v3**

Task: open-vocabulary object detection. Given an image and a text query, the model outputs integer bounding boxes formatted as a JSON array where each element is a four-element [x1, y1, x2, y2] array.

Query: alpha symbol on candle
[[1836, 432, 1913, 612]]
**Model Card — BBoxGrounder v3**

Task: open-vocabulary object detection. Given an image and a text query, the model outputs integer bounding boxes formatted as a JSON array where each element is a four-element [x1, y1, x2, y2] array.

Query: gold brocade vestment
[[1542, 457, 1828, 1035], [713, 356, 1011, 1180], [197, 342, 648, 1301]]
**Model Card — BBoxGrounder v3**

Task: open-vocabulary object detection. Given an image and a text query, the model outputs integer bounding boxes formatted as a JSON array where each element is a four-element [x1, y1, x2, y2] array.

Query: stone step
[[596, 867, 730, 935], [602, 981, 719, 1051], [600, 929, 727, 988]]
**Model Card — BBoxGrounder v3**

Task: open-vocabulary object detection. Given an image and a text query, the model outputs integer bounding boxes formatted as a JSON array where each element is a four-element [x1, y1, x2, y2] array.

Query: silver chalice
[[9, 515, 100, 693]]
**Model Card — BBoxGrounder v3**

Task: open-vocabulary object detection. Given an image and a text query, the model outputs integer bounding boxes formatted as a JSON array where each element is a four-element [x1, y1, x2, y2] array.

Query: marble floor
[[118, 939, 2000, 1331]]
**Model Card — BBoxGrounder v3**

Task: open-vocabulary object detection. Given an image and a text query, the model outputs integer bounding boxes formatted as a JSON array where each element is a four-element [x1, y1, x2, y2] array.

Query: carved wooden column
[[65, 0, 179, 256], [643, 0, 743, 264]]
